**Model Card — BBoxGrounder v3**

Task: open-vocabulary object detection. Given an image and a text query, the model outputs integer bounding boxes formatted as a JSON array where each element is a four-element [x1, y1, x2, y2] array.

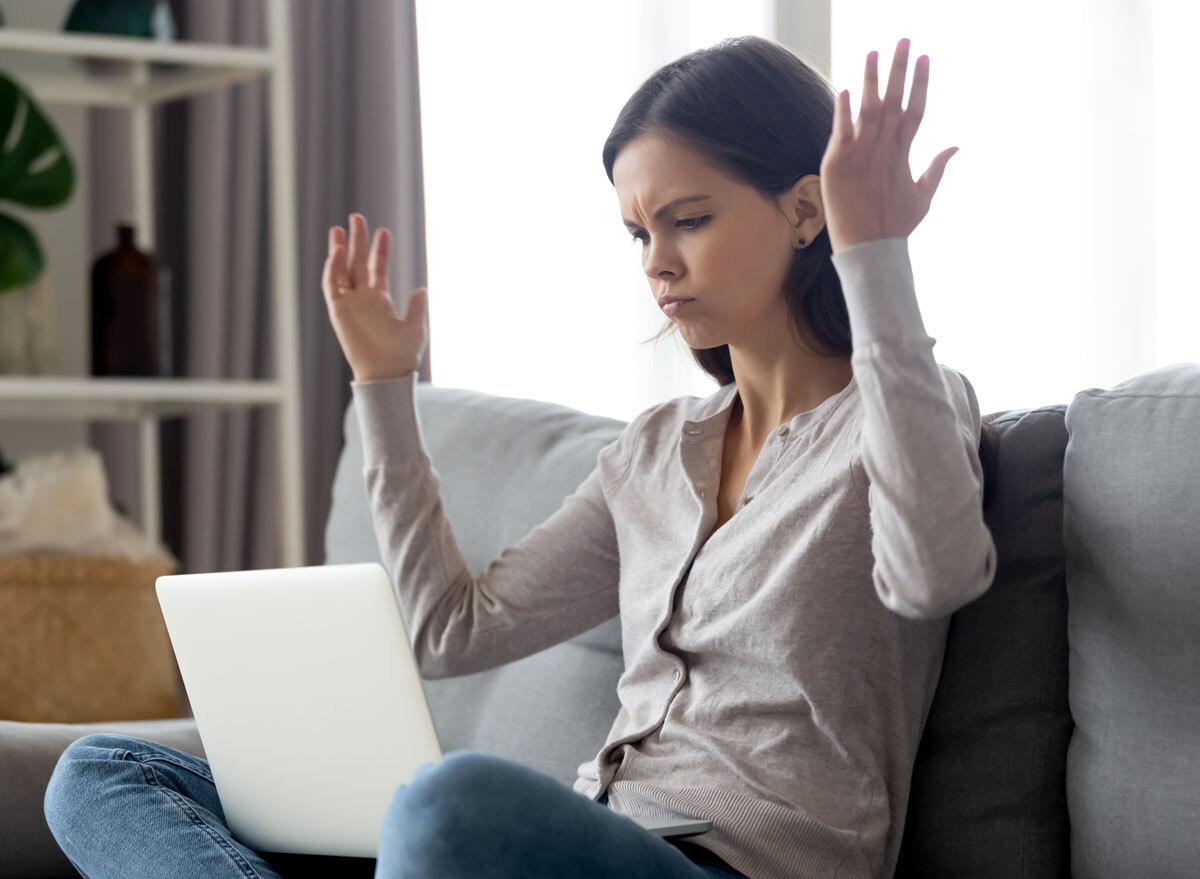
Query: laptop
[[155, 562, 712, 859]]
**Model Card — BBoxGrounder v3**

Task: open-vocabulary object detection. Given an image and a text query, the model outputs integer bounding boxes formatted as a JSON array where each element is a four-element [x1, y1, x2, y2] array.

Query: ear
[[779, 174, 825, 244]]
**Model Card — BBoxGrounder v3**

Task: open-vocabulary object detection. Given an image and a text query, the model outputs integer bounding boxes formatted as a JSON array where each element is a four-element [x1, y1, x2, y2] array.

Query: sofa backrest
[[325, 383, 627, 787]]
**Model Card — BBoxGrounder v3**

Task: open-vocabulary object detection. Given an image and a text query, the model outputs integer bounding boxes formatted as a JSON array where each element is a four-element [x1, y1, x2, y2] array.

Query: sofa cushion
[[895, 406, 1074, 878], [1062, 361, 1200, 879], [325, 381, 627, 788], [0, 718, 204, 879], [0, 719, 379, 879]]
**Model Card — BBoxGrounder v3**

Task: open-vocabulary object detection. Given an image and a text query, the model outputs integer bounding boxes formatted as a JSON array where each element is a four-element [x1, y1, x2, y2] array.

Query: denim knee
[[44, 733, 140, 835], [401, 750, 508, 818], [381, 750, 514, 869]]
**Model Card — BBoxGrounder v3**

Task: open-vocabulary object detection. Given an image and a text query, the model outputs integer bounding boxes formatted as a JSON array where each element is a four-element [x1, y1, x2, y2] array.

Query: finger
[[347, 214, 369, 284], [830, 88, 853, 146], [331, 244, 352, 291], [859, 49, 881, 134], [321, 247, 340, 291], [324, 247, 351, 300], [882, 38, 910, 117], [918, 147, 959, 202], [899, 54, 930, 149], [367, 228, 390, 289], [401, 285, 427, 323], [331, 225, 347, 256], [330, 226, 347, 280]]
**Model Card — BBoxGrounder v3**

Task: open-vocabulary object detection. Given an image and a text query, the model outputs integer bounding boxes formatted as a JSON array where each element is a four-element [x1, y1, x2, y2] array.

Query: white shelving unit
[[0, 0, 305, 567]]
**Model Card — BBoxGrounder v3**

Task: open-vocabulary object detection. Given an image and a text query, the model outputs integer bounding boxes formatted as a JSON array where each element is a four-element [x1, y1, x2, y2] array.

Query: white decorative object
[[0, 272, 60, 375], [0, 445, 173, 562], [151, 0, 176, 43]]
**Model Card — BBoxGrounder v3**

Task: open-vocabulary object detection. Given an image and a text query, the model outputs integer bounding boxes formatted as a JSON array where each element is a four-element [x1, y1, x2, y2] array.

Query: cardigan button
[[774, 425, 789, 436]]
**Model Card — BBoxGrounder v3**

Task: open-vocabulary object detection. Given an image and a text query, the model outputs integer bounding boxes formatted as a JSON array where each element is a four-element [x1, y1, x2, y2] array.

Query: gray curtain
[[88, 0, 430, 573]]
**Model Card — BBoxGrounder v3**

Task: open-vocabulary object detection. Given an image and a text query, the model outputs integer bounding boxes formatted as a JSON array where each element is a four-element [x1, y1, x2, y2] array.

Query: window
[[417, 1, 1196, 420], [415, 0, 773, 420], [832, 0, 1200, 413]]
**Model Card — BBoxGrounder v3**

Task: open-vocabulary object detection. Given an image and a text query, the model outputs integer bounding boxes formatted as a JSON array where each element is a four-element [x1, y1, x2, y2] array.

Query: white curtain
[[415, 0, 1197, 422]]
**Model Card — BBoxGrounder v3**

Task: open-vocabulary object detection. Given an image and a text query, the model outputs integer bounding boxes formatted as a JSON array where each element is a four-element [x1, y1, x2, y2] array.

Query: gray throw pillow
[[1062, 362, 1200, 879], [895, 405, 1074, 878]]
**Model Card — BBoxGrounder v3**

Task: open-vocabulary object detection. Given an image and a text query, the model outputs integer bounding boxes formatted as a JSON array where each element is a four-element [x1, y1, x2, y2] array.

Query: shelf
[[0, 28, 274, 107], [0, 0, 306, 565], [0, 376, 284, 420]]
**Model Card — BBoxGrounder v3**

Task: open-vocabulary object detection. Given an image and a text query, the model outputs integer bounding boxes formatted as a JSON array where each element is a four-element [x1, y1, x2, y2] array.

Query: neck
[[727, 339, 853, 444]]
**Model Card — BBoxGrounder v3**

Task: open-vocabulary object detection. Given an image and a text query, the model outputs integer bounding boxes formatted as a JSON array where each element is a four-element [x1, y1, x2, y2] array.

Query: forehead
[[612, 132, 733, 211]]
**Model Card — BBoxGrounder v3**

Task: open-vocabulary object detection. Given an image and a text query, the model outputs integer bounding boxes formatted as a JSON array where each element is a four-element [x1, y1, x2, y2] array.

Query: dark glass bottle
[[91, 222, 171, 377]]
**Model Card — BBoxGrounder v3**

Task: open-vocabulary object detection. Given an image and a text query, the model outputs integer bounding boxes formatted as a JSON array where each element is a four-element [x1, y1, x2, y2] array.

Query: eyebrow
[[622, 194, 712, 229]]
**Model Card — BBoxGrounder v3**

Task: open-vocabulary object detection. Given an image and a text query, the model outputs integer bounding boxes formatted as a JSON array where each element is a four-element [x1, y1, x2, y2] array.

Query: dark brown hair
[[602, 34, 998, 510]]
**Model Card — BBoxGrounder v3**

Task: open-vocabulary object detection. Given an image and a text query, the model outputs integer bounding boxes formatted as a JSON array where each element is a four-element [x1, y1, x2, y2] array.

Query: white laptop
[[155, 562, 711, 859]]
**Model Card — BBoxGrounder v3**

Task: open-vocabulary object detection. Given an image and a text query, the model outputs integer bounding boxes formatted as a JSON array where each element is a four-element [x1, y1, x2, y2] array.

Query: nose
[[642, 236, 682, 282]]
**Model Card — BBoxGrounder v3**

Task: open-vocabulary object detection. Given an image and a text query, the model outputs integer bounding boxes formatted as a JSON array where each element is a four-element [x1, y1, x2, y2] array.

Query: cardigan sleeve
[[831, 236, 998, 619], [349, 373, 637, 678]]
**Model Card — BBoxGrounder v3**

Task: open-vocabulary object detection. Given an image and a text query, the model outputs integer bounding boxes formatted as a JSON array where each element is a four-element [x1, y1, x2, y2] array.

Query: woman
[[44, 35, 996, 879]]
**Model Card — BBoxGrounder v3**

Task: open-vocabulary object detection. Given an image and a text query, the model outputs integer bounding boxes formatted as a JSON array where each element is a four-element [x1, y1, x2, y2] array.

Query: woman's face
[[612, 131, 815, 351]]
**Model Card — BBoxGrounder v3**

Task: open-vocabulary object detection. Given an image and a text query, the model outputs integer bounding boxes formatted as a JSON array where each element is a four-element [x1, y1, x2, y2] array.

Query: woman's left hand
[[819, 37, 959, 254]]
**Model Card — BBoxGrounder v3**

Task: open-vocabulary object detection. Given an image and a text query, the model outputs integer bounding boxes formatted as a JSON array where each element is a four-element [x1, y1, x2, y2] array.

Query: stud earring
[[797, 237, 806, 247]]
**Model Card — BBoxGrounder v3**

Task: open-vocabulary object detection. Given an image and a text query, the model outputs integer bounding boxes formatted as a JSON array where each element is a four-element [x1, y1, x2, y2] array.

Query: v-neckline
[[704, 400, 758, 542]]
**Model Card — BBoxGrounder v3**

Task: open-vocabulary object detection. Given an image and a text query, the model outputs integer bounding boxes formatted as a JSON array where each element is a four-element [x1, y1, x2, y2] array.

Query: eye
[[628, 216, 711, 245]]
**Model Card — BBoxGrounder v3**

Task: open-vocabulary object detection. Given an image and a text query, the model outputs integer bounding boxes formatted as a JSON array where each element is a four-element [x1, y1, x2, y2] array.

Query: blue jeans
[[44, 734, 748, 878]]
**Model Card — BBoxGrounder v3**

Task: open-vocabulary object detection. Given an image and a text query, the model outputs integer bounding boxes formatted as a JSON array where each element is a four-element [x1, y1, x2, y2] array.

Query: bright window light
[[414, 0, 772, 421], [832, 0, 1200, 414]]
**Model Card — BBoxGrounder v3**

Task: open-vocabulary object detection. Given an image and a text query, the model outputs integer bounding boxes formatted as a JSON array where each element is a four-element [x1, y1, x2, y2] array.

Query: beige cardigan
[[350, 236, 997, 879]]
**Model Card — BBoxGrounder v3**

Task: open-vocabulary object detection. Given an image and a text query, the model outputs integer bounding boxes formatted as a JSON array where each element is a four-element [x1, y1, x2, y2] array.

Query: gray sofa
[[2, 362, 1198, 878]]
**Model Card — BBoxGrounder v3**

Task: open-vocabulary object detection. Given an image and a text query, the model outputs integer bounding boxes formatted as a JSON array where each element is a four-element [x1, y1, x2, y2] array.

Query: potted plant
[[0, 70, 75, 295], [0, 71, 75, 374]]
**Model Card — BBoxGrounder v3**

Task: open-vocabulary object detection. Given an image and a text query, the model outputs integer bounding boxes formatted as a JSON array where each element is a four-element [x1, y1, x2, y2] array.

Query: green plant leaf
[[0, 210, 44, 294], [0, 71, 75, 209]]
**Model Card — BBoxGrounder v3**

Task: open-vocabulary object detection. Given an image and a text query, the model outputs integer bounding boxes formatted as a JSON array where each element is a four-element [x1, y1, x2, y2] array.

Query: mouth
[[660, 298, 694, 316]]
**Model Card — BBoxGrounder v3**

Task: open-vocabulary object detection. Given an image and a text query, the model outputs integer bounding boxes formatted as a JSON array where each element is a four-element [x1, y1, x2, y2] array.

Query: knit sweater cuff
[[349, 372, 426, 469], [829, 236, 931, 347]]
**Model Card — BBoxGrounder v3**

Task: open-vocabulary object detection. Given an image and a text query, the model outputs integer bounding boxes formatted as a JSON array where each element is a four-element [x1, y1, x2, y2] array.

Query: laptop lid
[[156, 562, 442, 859], [158, 561, 710, 854]]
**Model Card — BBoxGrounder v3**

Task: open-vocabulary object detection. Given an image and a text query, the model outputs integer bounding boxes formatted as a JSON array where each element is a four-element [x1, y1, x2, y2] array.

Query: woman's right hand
[[322, 213, 429, 383]]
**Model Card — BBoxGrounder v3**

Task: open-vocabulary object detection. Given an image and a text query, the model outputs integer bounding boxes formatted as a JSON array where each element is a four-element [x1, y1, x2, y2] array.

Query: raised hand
[[322, 213, 429, 382], [819, 37, 959, 253]]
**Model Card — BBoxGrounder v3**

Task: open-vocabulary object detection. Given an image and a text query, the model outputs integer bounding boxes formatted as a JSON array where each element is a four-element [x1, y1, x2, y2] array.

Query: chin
[[679, 331, 725, 351]]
